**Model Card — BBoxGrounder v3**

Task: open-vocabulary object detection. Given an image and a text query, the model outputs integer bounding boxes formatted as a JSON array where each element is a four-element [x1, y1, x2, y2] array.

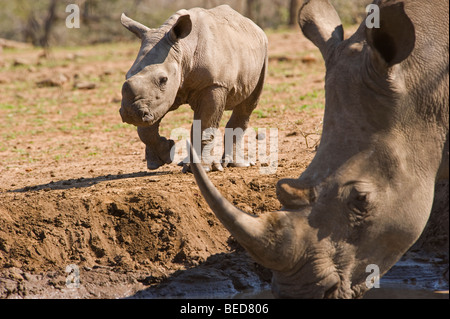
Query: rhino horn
[[189, 142, 302, 271], [121, 13, 151, 39]]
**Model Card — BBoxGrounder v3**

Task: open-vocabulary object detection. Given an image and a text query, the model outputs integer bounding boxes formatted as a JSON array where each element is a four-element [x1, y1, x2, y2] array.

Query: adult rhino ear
[[121, 13, 151, 39], [298, 0, 344, 62], [366, 2, 415, 67], [169, 13, 192, 42]]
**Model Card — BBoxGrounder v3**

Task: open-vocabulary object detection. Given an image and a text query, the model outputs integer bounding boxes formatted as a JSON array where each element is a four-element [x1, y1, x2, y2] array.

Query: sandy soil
[[0, 28, 447, 299]]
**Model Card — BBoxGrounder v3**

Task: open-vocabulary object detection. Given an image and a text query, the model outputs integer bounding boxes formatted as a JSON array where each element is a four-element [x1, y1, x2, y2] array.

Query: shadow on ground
[[9, 171, 172, 192]]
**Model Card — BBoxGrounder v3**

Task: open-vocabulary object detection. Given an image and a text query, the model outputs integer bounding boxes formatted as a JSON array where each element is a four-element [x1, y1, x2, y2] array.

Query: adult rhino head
[[120, 12, 192, 127], [191, 0, 449, 298]]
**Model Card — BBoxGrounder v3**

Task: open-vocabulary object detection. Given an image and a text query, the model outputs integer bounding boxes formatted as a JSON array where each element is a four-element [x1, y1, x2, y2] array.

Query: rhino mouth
[[120, 99, 158, 127], [273, 279, 342, 299], [272, 262, 346, 299], [273, 263, 365, 299]]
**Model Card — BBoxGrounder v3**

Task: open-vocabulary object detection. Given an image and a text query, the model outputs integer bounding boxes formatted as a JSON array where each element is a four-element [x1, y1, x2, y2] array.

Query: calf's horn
[[121, 13, 151, 40]]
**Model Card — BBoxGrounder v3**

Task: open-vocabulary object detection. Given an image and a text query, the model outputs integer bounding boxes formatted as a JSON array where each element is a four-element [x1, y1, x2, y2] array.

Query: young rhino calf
[[120, 5, 268, 172]]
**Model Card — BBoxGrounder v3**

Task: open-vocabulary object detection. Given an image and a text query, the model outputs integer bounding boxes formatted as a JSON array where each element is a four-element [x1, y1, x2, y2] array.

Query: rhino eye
[[159, 76, 168, 86], [349, 191, 369, 214], [356, 194, 367, 202], [345, 185, 370, 214]]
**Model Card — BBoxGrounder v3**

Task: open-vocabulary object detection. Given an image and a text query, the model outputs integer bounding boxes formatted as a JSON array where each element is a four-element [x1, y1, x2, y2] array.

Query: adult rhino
[[191, 0, 449, 298], [120, 5, 268, 172]]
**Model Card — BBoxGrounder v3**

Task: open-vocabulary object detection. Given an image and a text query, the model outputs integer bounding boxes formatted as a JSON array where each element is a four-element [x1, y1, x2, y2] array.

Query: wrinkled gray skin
[[120, 5, 268, 171], [191, 0, 449, 298]]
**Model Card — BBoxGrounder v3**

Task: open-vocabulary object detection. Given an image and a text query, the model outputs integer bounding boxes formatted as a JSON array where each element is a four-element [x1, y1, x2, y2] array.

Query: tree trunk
[[246, 0, 256, 21], [288, 0, 301, 26], [40, 0, 58, 48]]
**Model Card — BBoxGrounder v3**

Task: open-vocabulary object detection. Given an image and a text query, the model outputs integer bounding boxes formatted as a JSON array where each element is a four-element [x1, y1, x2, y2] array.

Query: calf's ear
[[298, 0, 344, 62], [366, 2, 415, 67], [121, 13, 151, 39], [169, 14, 192, 42]]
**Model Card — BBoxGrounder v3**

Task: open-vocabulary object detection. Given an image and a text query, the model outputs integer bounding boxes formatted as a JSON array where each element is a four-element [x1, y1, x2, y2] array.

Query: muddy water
[[134, 252, 448, 299], [364, 257, 449, 299], [222, 256, 448, 299], [232, 256, 449, 299]]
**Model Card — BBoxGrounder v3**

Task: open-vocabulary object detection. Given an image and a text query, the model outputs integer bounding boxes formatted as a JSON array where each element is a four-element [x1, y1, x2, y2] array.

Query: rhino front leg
[[137, 121, 174, 170]]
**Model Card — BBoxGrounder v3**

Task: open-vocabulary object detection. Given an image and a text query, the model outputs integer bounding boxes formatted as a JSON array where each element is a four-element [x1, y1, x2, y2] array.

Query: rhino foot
[[225, 161, 256, 168], [222, 155, 256, 168], [145, 137, 175, 171], [182, 162, 224, 174]]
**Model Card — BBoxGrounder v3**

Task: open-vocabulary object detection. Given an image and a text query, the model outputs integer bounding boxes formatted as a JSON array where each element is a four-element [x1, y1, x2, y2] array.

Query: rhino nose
[[121, 80, 135, 101], [119, 107, 126, 122], [142, 112, 154, 123]]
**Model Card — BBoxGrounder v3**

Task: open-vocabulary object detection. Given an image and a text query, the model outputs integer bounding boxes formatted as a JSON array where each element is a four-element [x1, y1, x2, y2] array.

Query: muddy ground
[[0, 28, 448, 299]]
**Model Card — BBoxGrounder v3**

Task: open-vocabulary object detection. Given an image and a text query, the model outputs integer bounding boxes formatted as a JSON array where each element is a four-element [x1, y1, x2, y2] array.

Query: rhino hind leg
[[223, 67, 266, 168], [222, 97, 260, 168]]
